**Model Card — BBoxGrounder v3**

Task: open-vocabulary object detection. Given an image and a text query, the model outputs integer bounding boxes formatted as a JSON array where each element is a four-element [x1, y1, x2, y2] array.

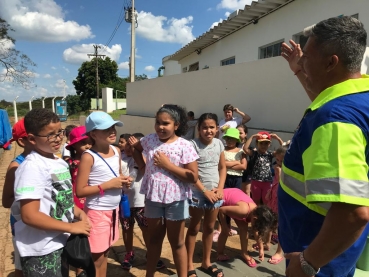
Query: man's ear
[[27, 134, 37, 146], [326, 55, 339, 72], [17, 137, 26, 147]]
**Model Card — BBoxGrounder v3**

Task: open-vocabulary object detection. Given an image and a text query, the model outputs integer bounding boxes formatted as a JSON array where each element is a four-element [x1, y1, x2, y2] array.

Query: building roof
[[164, 0, 294, 62]]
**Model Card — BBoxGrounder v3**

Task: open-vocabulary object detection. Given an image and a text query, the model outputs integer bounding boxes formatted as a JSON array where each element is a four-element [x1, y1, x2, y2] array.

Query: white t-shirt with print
[[12, 152, 74, 257], [219, 117, 243, 144], [62, 143, 70, 158]]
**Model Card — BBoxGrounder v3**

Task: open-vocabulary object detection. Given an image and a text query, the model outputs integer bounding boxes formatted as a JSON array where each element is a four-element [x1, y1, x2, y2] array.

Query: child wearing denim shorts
[[130, 105, 199, 277]]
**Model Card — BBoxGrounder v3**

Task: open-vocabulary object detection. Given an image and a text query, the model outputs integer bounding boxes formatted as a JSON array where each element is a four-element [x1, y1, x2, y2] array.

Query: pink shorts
[[251, 180, 272, 204], [84, 207, 119, 253]]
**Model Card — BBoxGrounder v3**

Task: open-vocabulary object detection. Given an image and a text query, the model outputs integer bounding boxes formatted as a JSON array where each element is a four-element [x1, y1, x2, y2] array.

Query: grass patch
[[109, 109, 126, 119]]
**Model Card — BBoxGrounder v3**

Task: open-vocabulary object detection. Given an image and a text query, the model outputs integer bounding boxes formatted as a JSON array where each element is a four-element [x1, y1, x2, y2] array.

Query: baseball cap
[[223, 128, 241, 142], [256, 131, 271, 142], [66, 126, 89, 150], [85, 111, 123, 133], [3, 119, 27, 148]]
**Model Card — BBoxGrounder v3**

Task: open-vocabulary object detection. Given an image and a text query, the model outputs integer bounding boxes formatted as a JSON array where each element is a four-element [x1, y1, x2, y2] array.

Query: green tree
[[0, 17, 36, 88]]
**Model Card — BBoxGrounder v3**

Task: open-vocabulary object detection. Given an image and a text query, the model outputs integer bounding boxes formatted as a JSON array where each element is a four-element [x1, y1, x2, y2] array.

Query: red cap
[[3, 119, 27, 149], [66, 126, 89, 150], [256, 131, 271, 142]]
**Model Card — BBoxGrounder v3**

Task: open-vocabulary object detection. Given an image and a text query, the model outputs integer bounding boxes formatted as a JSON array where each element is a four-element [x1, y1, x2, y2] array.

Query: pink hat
[[66, 126, 89, 150]]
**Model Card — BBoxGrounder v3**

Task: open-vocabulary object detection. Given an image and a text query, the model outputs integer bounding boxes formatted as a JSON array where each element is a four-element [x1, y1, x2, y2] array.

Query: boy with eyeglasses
[[11, 108, 91, 277]]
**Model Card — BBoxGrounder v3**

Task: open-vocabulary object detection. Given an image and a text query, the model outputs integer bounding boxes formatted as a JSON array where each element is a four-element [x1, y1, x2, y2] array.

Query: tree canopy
[[73, 56, 147, 111], [0, 17, 36, 88]]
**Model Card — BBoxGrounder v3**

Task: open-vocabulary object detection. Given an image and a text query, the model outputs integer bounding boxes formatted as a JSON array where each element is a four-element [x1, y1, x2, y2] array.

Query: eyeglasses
[[35, 129, 65, 142]]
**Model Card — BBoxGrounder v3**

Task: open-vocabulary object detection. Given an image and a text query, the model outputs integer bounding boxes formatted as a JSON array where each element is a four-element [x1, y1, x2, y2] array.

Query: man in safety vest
[[280, 16, 369, 277]]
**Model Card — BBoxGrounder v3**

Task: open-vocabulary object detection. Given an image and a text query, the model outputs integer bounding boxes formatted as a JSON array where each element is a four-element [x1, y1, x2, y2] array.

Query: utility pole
[[88, 45, 105, 110], [128, 0, 136, 82]]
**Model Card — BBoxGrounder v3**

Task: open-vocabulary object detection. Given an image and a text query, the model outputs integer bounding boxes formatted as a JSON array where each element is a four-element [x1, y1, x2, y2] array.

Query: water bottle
[[129, 166, 139, 183], [120, 193, 131, 218]]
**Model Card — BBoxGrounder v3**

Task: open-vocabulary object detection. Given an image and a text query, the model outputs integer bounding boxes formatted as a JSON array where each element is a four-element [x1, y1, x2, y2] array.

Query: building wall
[[164, 0, 369, 75], [127, 56, 310, 133]]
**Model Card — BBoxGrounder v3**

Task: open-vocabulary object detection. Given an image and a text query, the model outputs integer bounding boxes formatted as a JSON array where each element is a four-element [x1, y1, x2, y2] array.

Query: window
[[188, 62, 199, 72], [259, 40, 284, 59], [182, 67, 187, 73], [221, 57, 235, 66], [293, 33, 309, 50]]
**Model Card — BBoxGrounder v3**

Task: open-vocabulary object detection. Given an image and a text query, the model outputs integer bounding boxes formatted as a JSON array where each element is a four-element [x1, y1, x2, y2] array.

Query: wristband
[[202, 187, 206, 194], [97, 185, 104, 196], [294, 69, 302, 75]]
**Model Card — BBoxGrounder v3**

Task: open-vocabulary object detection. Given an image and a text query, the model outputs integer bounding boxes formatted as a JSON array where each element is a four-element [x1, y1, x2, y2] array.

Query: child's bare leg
[[235, 220, 256, 265], [202, 208, 219, 268], [92, 250, 109, 277], [268, 242, 284, 264], [241, 180, 251, 196], [146, 218, 166, 277], [185, 207, 203, 276], [122, 224, 134, 253], [166, 220, 187, 277], [217, 211, 229, 258]]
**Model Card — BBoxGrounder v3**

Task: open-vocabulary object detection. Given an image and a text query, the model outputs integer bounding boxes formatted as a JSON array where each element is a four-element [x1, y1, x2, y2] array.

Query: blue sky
[[0, 0, 253, 101]]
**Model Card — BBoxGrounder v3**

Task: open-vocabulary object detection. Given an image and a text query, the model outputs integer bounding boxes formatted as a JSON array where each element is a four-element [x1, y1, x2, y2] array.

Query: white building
[[118, 0, 369, 141]]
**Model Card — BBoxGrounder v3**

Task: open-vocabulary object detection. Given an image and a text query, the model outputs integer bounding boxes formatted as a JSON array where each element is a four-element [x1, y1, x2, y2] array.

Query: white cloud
[[144, 65, 155, 72], [62, 66, 70, 73], [63, 44, 122, 65], [207, 8, 213, 11], [210, 18, 223, 29], [51, 66, 57, 70], [0, 0, 94, 42], [118, 62, 129, 70], [43, 74, 51, 78], [135, 11, 195, 45], [55, 79, 67, 89], [217, 0, 253, 10], [225, 12, 231, 17]]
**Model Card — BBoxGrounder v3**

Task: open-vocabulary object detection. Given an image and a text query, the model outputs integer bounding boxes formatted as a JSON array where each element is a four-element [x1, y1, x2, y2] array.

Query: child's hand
[[107, 176, 126, 190], [270, 133, 278, 139], [70, 219, 91, 236], [204, 190, 219, 204], [213, 188, 224, 200], [128, 136, 139, 147], [121, 175, 132, 189], [153, 151, 171, 169]]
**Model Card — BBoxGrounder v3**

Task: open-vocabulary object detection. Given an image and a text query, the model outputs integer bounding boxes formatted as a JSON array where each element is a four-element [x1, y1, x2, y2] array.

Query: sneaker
[[121, 251, 134, 270], [213, 230, 220, 242], [156, 259, 166, 269]]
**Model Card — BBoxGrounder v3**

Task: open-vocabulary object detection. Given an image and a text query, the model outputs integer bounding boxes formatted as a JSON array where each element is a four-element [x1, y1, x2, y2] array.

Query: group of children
[[2, 104, 288, 277]]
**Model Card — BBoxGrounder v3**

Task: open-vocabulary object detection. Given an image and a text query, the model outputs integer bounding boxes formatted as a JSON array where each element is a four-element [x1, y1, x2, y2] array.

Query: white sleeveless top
[[84, 146, 121, 210]]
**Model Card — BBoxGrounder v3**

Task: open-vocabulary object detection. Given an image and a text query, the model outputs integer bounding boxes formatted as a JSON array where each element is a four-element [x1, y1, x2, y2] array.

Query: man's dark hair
[[223, 104, 234, 111], [24, 108, 60, 135], [304, 16, 367, 72], [187, 111, 194, 118], [132, 132, 145, 139], [65, 125, 77, 138], [120, 133, 131, 140]]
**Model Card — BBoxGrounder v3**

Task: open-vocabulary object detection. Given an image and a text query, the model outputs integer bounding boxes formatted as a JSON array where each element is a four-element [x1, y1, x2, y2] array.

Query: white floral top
[[140, 133, 199, 203]]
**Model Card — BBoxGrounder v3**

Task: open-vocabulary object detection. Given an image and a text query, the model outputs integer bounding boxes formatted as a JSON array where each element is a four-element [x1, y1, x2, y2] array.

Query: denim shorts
[[189, 189, 223, 209], [144, 199, 189, 221]]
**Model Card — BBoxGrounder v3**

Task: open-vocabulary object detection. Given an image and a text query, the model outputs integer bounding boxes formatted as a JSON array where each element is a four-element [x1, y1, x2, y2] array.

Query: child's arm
[[75, 153, 130, 198], [20, 199, 90, 235], [153, 152, 198, 183], [274, 165, 281, 182], [129, 136, 143, 152], [271, 133, 283, 146], [132, 148, 146, 175], [233, 107, 251, 124], [193, 179, 219, 203], [2, 161, 18, 208], [225, 160, 240, 168], [215, 152, 227, 198], [73, 205, 89, 223], [227, 154, 247, 170], [243, 134, 258, 156]]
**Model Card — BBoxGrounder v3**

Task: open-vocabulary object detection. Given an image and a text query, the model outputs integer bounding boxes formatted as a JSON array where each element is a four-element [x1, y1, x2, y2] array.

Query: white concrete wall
[[102, 88, 114, 113], [91, 98, 126, 110], [168, 0, 369, 75], [163, 60, 181, 76], [126, 56, 309, 134]]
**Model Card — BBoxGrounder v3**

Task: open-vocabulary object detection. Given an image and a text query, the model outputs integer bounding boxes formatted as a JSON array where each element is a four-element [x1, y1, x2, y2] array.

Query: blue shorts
[[225, 174, 242, 189], [242, 170, 251, 183], [189, 189, 223, 209], [144, 199, 189, 221]]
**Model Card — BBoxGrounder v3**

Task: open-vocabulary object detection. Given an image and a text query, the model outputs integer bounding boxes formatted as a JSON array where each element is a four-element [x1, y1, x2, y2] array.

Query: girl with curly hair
[[216, 188, 276, 268], [130, 104, 199, 277]]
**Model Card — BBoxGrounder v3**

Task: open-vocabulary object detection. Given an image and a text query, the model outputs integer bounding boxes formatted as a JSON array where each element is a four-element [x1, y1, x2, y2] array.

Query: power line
[[87, 45, 106, 110]]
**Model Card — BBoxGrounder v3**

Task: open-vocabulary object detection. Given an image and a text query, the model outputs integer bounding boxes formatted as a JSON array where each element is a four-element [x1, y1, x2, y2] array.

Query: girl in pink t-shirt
[[130, 104, 199, 277], [217, 188, 276, 268]]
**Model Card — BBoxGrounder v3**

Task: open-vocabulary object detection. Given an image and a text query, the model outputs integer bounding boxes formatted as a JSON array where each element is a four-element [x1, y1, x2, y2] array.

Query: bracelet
[[294, 69, 302, 75], [97, 185, 104, 196], [202, 187, 206, 194]]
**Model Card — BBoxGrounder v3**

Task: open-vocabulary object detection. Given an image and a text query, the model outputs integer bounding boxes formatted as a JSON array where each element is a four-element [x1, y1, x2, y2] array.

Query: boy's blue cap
[[85, 111, 123, 132]]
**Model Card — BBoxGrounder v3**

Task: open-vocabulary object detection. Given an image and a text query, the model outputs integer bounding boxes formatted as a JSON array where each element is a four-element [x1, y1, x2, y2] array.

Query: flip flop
[[252, 243, 270, 251], [200, 264, 224, 277], [187, 270, 198, 277], [245, 257, 257, 268], [268, 256, 284, 265], [217, 254, 230, 261]]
